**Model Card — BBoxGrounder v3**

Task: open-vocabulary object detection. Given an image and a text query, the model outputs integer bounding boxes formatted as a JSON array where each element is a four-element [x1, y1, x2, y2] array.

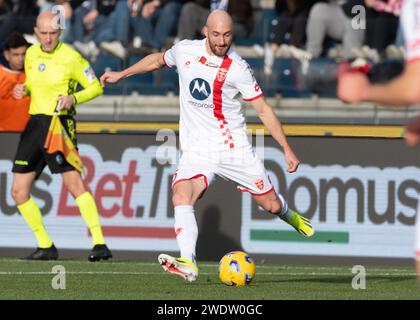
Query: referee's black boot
[[22, 244, 59, 261], [88, 244, 112, 262]]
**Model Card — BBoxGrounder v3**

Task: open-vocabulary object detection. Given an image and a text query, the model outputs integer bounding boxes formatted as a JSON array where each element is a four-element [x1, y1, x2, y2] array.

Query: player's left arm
[[338, 59, 420, 106], [251, 97, 300, 173], [59, 54, 103, 110]]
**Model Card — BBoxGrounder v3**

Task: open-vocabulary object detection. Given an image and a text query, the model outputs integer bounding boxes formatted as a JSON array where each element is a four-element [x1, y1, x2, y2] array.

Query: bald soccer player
[[11, 11, 112, 261], [101, 10, 314, 282], [338, 0, 420, 284]]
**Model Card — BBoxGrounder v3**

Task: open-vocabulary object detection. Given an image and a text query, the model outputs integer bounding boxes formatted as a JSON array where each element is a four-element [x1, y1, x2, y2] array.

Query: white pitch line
[[0, 260, 415, 272], [0, 260, 415, 275], [0, 271, 417, 276]]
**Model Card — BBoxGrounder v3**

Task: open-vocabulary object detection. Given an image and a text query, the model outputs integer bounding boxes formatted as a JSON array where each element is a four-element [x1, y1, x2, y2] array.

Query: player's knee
[[63, 176, 86, 198], [172, 191, 193, 206], [11, 187, 29, 204]]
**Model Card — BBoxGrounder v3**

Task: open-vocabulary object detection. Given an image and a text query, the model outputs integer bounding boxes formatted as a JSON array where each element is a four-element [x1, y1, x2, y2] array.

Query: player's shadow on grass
[[196, 205, 242, 262]]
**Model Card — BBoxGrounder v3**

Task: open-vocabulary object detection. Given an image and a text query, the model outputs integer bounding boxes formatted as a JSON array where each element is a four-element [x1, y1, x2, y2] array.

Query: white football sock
[[276, 193, 292, 222], [174, 205, 198, 264]]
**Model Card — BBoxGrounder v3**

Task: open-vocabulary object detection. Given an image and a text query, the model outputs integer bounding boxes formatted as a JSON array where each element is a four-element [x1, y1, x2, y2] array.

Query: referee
[[11, 11, 112, 261]]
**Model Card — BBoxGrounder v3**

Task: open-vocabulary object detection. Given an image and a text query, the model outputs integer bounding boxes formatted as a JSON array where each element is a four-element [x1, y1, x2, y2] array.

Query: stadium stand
[[0, 0, 418, 125]]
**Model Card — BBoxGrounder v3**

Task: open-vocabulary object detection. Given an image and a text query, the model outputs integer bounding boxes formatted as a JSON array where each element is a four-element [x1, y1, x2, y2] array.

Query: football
[[218, 251, 256, 287]]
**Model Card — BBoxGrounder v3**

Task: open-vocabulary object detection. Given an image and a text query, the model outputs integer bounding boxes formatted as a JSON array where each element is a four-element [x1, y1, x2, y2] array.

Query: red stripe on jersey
[[213, 56, 234, 149]]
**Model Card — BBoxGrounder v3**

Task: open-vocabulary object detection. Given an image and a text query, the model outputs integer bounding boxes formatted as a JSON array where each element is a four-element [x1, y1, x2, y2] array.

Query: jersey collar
[[40, 41, 62, 54]]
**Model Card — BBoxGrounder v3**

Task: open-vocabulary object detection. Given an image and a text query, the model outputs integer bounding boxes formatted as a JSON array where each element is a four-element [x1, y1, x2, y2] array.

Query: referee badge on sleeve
[[84, 66, 97, 83]]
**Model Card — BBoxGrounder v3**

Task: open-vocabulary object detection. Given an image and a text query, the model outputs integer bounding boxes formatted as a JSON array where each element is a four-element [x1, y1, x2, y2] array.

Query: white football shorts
[[172, 145, 274, 196]]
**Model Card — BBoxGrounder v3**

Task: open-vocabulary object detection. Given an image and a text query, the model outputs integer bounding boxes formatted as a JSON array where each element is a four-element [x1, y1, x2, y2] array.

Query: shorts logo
[[56, 154, 64, 165], [14, 160, 28, 166], [189, 78, 211, 101], [39, 63, 46, 72], [217, 67, 228, 82], [255, 178, 264, 191]]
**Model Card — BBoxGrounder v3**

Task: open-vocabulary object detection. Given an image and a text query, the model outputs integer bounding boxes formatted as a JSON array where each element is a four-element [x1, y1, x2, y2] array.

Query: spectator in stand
[[0, 32, 30, 132], [0, 0, 11, 26], [176, 0, 254, 41], [362, 0, 402, 62], [264, 0, 318, 75], [0, 0, 39, 43], [101, 0, 186, 59], [305, 0, 365, 59], [72, 0, 129, 61]]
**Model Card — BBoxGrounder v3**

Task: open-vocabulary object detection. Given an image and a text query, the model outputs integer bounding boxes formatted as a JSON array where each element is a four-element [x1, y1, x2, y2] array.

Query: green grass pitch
[[0, 258, 419, 300]]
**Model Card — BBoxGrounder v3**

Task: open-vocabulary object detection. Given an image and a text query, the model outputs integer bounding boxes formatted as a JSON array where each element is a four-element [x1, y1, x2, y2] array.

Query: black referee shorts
[[12, 115, 78, 178]]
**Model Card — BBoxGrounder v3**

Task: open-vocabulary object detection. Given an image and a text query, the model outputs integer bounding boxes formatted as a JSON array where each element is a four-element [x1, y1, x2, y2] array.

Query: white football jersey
[[163, 39, 263, 152], [402, 0, 420, 62]]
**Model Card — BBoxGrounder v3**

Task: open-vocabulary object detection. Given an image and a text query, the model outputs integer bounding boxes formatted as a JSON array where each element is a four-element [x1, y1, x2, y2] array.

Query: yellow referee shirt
[[25, 42, 103, 116]]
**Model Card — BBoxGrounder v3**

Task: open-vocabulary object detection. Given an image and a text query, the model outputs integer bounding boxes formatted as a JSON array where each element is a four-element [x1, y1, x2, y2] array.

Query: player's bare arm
[[100, 52, 166, 86], [251, 96, 300, 173], [338, 60, 420, 105]]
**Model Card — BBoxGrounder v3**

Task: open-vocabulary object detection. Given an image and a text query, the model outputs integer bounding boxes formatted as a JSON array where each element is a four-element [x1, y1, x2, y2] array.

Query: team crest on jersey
[[217, 68, 228, 82], [255, 178, 264, 190], [189, 78, 211, 101], [38, 63, 46, 72]]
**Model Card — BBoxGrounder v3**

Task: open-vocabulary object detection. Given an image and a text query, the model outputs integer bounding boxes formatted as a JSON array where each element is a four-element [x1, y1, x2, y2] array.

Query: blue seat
[[262, 58, 311, 97], [305, 57, 338, 97], [234, 9, 278, 46], [119, 55, 160, 95], [91, 52, 123, 95], [157, 67, 179, 95]]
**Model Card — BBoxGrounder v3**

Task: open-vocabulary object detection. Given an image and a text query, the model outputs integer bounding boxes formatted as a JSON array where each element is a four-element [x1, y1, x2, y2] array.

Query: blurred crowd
[[262, 0, 404, 75], [0, 1, 405, 64], [0, 0, 259, 60]]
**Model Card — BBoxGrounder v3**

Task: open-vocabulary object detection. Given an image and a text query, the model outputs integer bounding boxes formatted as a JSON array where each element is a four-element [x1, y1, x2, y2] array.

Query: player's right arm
[[100, 52, 166, 86], [338, 0, 420, 106], [338, 60, 420, 105]]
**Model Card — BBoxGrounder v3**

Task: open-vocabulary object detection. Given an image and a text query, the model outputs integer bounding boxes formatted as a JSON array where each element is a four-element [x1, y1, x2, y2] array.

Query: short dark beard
[[209, 42, 230, 57]]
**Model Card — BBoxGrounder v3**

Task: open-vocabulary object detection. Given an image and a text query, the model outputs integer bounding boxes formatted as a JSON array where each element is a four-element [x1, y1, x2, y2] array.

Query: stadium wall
[[0, 126, 419, 263]]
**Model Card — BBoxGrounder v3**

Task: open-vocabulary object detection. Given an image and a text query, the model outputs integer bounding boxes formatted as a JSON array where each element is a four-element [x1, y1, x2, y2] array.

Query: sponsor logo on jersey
[[189, 78, 211, 101], [39, 63, 46, 72], [197, 56, 219, 68]]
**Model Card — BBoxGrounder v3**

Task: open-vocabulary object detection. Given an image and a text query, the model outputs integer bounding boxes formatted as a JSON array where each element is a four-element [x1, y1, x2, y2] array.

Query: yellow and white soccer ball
[[218, 251, 256, 287]]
